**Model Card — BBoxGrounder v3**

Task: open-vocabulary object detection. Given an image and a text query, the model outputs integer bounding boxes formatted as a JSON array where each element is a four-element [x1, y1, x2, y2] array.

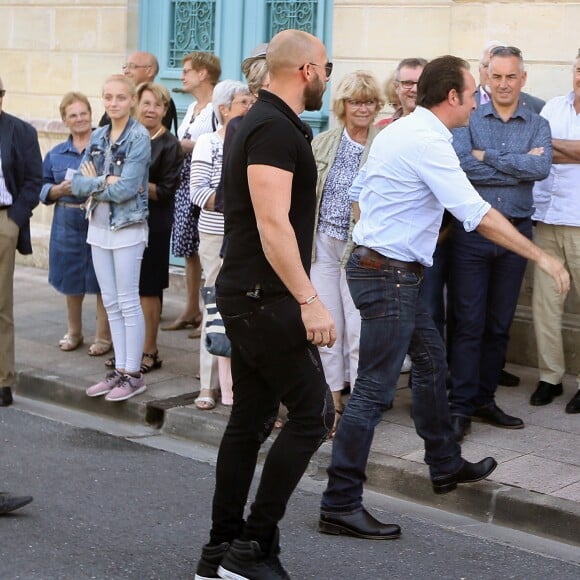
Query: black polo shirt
[[217, 90, 317, 294]]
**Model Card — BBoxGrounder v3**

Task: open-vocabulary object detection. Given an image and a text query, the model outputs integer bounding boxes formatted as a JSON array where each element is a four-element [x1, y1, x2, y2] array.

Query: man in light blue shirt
[[448, 46, 552, 440], [319, 56, 569, 541]]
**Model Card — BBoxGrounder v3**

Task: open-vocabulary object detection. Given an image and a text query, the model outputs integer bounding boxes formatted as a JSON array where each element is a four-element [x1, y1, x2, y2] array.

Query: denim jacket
[[72, 117, 150, 230]]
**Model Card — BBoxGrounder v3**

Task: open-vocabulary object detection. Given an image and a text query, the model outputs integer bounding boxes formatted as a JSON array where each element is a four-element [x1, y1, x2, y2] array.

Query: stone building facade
[[1, 0, 577, 372]]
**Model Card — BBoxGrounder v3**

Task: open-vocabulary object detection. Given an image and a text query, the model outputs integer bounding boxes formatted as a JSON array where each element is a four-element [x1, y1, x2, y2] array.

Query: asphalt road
[[1, 401, 579, 580]]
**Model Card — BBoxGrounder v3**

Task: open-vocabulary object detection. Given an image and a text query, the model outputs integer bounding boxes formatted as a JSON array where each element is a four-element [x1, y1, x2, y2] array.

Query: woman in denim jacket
[[72, 74, 151, 402]]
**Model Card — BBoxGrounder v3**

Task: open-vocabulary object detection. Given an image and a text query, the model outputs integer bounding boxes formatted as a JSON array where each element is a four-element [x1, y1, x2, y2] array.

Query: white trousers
[[310, 232, 361, 392], [532, 222, 580, 386], [198, 231, 232, 401], [91, 243, 145, 374]]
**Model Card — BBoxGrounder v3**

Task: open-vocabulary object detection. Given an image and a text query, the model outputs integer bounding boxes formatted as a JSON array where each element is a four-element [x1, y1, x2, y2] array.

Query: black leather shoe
[[432, 457, 497, 494], [530, 381, 563, 406], [0, 387, 13, 407], [319, 506, 401, 540], [499, 369, 520, 387], [451, 415, 471, 442], [472, 403, 524, 429], [0, 492, 33, 515], [565, 390, 580, 414]]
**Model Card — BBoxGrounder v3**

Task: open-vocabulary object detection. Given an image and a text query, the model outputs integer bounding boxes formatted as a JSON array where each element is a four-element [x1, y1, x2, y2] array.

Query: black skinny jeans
[[210, 292, 334, 549]]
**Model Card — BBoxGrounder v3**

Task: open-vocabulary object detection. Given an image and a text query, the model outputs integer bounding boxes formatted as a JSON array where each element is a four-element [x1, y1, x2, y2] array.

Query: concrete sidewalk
[[11, 265, 580, 546]]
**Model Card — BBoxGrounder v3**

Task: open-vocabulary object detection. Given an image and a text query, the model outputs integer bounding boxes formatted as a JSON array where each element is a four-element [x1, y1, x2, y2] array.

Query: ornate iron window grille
[[266, 0, 318, 37], [169, 0, 216, 67]]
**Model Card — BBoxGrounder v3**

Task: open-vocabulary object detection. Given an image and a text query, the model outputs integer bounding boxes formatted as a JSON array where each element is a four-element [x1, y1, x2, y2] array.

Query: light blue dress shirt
[[350, 107, 490, 267]]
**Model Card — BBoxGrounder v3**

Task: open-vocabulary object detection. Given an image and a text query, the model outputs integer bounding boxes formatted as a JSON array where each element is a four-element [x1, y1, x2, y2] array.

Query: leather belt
[[352, 246, 424, 276], [0, 205, 10, 211], [506, 216, 529, 226], [56, 201, 83, 209]]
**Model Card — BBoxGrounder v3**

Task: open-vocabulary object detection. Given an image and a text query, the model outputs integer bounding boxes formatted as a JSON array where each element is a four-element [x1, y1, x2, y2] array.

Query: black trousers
[[209, 292, 334, 548]]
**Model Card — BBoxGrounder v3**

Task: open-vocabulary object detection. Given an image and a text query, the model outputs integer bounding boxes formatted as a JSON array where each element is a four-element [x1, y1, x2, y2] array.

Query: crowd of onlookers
[[308, 41, 580, 442], [1, 32, 579, 577], [0, 40, 577, 429]]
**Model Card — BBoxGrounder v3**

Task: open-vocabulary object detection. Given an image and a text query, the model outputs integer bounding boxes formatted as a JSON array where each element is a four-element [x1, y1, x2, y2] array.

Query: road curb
[[16, 366, 151, 425], [16, 366, 580, 547]]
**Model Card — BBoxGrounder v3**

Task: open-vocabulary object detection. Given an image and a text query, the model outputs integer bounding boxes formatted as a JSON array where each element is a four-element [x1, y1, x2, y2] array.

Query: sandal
[[188, 327, 202, 339], [195, 389, 217, 411], [140, 351, 163, 374], [105, 356, 116, 369], [88, 339, 112, 357], [59, 334, 84, 352], [161, 313, 203, 331]]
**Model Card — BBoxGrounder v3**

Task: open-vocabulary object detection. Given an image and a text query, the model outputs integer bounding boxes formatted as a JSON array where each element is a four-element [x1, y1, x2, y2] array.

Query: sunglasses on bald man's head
[[490, 46, 522, 58]]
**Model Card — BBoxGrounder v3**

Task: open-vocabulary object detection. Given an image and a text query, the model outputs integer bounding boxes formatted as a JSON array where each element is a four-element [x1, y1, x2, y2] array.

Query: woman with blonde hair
[[72, 74, 151, 402], [311, 70, 384, 429]]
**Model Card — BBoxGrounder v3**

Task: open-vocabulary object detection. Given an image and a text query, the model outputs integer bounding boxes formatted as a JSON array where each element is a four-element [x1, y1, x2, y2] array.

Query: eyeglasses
[[0, 90, 5, 98], [182, 68, 194, 75], [490, 46, 522, 58], [298, 61, 333, 79], [231, 97, 255, 108], [397, 80, 418, 89], [345, 99, 377, 109], [122, 63, 151, 71]]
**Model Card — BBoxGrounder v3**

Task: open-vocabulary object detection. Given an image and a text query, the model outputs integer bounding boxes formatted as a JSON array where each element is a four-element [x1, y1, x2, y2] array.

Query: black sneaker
[[217, 538, 290, 580], [195, 542, 229, 579]]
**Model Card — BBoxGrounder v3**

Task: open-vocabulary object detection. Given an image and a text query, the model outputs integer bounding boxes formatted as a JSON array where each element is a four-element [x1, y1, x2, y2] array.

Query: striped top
[[189, 131, 224, 235]]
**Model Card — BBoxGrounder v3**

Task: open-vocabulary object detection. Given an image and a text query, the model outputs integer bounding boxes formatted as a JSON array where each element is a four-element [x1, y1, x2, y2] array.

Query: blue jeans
[[321, 253, 462, 512], [448, 219, 532, 416], [422, 238, 454, 348]]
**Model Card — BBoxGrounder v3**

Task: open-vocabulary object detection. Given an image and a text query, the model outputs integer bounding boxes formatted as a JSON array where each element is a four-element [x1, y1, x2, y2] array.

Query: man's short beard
[[304, 73, 324, 111]]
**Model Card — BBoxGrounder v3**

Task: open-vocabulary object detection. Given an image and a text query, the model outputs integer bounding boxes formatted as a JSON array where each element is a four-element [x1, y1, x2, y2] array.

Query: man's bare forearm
[[552, 138, 580, 163], [257, 219, 317, 304]]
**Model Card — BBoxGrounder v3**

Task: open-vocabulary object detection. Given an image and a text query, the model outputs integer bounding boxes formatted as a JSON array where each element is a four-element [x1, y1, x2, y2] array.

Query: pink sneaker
[[86, 370, 123, 397], [105, 373, 146, 402]]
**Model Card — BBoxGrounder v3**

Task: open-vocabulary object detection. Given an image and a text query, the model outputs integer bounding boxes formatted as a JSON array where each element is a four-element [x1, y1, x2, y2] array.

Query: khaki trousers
[[532, 222, 580, 385], [0, 211, 19, 387]]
